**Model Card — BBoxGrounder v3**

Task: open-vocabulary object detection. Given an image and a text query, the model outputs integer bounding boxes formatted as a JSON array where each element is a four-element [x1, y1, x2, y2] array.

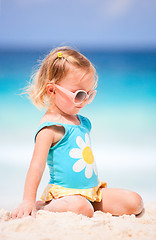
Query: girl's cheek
[[55, 95, 73, 108]]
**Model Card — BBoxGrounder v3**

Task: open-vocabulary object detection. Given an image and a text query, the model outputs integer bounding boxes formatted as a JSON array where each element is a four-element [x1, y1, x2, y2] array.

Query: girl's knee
[[126, 191, 143, 215], [78, 198, 94, 218], [67, 196, 94, 218]]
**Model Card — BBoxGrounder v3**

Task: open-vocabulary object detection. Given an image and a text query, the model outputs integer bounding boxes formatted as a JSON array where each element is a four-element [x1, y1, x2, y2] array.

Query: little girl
[[12, 47, 143, 218]]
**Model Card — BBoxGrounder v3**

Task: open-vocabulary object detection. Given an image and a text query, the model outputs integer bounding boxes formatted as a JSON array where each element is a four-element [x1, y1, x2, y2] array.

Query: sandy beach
[[0, 202, 155, 240]]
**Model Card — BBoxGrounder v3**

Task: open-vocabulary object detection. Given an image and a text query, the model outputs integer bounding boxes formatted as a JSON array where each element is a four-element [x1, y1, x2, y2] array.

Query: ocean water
[[0, 49, 156, 210]]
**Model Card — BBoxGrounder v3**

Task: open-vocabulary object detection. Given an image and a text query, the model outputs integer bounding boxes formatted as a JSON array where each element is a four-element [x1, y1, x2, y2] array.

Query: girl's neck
[[45, 109, 80, 125]]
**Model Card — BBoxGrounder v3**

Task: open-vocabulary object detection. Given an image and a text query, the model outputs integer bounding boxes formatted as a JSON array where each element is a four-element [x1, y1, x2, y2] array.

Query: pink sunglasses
[[54, 84, 97, 104]]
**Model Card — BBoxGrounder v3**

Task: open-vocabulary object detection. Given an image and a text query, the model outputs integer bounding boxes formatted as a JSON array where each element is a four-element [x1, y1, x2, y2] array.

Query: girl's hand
[[11, 200, 37, 219]]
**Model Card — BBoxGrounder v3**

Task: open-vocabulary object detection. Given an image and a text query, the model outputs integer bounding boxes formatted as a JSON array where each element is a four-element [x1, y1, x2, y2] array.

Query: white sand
[[0, 202, 156, 240]]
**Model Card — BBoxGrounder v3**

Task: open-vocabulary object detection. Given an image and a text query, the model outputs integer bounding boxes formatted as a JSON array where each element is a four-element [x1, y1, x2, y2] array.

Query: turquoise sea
[[0, 48, 156, 210]]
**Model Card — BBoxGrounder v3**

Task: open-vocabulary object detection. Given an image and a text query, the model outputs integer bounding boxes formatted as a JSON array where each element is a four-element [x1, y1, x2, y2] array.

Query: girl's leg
[[36, 195, 94, 218], [92, 188, 143, 216]]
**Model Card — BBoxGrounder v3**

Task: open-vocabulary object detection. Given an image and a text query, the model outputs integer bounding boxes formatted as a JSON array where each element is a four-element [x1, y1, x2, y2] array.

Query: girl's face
[[51, 67, 96, 115]]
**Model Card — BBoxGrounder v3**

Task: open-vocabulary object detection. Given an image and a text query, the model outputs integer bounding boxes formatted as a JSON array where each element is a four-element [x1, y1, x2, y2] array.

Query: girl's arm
[[12, 127, 54, 219]]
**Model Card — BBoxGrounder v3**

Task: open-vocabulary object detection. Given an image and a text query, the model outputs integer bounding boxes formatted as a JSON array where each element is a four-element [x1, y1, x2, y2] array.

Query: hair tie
[[57, 52, 62, 58]]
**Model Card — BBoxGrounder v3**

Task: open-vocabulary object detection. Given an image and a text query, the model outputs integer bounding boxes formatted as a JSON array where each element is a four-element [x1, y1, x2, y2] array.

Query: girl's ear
[[47, 83, 55, 96]]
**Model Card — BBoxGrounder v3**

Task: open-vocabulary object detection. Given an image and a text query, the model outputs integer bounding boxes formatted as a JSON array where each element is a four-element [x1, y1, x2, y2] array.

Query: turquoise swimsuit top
[[35, 115, 99, 189]]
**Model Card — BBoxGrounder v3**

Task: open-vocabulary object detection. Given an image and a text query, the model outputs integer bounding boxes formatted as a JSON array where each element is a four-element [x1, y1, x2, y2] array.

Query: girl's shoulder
[[39, 112, 61, 125], [35, 112, 66, 144], [39, 112, 92, 131], [78, 115, 92, 131]]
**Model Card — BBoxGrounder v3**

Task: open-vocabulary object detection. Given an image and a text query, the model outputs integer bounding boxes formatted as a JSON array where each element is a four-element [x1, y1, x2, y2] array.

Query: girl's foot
[[35, 200, 45, 210]]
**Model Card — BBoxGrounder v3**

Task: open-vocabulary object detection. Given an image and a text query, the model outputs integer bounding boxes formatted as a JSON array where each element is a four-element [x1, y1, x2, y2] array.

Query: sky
[[0, 0, 156, 49]]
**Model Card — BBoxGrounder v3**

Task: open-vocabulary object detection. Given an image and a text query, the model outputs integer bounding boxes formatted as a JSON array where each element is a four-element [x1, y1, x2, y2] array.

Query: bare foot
[[35, 201, 45, 210]]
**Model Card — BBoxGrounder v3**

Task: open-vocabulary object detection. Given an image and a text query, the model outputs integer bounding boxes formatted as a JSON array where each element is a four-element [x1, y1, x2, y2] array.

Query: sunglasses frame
[[54, 84, 97, 105]]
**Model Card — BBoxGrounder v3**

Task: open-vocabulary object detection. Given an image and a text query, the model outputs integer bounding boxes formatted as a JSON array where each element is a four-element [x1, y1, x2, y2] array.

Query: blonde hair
[[26, 46, 97, 109]]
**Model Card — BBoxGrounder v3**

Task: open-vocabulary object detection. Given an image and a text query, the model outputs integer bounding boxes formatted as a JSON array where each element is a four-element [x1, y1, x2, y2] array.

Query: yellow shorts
[[40, 181, 107, 203]]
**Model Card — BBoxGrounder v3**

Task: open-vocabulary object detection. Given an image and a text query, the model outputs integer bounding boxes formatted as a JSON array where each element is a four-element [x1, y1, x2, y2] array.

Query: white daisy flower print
[[69, 133, 97, 179]]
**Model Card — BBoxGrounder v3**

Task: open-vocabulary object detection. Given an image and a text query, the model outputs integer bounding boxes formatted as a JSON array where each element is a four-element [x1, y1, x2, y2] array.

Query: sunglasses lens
[[87, 90, 96, 104], [74, 91, 87, 103]]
